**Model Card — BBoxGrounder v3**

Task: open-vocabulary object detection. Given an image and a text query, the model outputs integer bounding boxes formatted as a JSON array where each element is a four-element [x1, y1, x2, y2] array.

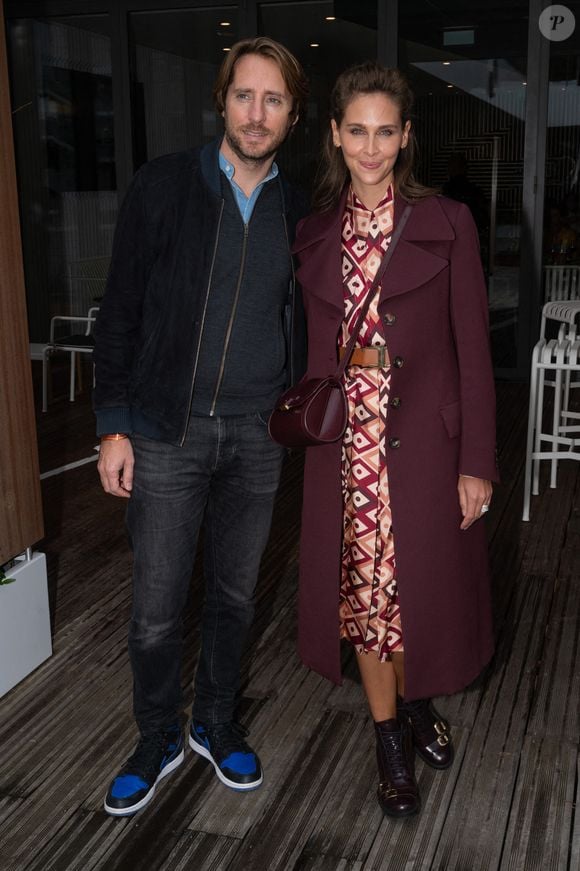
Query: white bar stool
[[522, 300, 580, 521]]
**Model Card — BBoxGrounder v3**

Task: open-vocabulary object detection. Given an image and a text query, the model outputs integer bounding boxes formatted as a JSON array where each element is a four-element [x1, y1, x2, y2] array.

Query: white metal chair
[[522, 300, 580, 520], [543, 264, 580, 302], [42, 307, 99, 412]]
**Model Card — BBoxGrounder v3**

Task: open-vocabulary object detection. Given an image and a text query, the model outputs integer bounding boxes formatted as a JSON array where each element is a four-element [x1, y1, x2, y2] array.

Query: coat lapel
[[293, 190, 457, 311], [292, 189, 346, 313], [379, 195, 455, 303]]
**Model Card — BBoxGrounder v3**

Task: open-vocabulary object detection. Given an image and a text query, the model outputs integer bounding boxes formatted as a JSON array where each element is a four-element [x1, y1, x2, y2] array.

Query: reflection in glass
[[8, 16, 116, 340], [259, 1, 377, 188], [399, 0, 528, 369], [129, 8, 238, 166], [542, 32, 580, 277], [44, 66, 115, 194]]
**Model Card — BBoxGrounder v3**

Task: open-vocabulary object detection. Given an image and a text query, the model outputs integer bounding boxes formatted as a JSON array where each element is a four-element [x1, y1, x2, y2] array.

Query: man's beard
[[224, 123, 290, 166]]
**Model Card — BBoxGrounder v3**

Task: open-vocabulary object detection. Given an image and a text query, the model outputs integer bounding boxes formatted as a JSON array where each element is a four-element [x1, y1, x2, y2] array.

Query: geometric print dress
[[338, 185, 404, 660]]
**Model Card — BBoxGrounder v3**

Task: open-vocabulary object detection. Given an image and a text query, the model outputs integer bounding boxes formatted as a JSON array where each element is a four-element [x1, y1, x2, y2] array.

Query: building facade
[[4, 0, 580, 377]]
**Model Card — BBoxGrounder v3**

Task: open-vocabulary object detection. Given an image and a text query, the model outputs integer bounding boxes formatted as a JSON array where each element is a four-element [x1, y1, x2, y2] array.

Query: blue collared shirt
[[219, 150, 279, 224]]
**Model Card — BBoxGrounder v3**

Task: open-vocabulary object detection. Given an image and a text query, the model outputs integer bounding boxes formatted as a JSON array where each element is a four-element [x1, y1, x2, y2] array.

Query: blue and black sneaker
[[104, 726, 184, 816], [189, 720, 263, 790]]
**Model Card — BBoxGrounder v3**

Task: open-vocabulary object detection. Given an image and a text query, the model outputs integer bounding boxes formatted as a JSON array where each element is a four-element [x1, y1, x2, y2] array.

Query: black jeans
[[126, 413, 284, 734]]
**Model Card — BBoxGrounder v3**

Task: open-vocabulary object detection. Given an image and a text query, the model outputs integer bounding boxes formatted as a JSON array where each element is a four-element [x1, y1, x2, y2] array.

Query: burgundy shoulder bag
[[269, 204, 412, 448]]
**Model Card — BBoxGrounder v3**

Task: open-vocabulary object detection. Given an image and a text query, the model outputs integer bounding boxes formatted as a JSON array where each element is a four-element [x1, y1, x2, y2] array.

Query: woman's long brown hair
[[313, 62, 437, 213]]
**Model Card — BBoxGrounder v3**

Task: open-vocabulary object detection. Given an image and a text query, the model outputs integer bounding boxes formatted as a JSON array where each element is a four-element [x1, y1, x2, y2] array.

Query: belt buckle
[[376, 346, 388, 368]]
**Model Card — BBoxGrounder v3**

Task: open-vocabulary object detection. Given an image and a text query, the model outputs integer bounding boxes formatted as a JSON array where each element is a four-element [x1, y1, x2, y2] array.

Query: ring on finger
[[480, 504, 490, 514]]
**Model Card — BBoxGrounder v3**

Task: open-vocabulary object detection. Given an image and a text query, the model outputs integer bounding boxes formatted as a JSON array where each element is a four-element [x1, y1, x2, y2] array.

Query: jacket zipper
[[281, 212, 296, 385], [208, 221, 249, 416], [180, 198, 225, 446]]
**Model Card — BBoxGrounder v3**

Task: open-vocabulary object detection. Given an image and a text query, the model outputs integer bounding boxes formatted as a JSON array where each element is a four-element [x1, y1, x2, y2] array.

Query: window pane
[[542, 17, 580, 281], [129, 7, 238, 166], [8, 15, 116, 340], [259, 1, 377, 186], [399, 0, 529, 369]]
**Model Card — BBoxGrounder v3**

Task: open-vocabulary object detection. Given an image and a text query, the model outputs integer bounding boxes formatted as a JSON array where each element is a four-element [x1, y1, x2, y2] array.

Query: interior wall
[[0, 0, 44, 564]]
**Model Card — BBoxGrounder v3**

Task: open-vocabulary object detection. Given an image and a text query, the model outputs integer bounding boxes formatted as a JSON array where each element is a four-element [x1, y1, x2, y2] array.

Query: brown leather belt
[[339, 346, 391, 368]]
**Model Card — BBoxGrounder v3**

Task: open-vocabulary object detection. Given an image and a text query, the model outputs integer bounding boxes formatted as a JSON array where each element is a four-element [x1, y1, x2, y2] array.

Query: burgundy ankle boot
[[397, 696, 454, 769], [374, 717, 420, 817]]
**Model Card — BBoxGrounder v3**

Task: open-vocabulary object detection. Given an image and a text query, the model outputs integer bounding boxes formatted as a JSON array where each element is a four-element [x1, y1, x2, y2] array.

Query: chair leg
[[523, 350, 539, 521], [42, 348, 50, 413], [550, 367, 564, 488], [563, 369, 571, 416], [532, 367, 546, 496], [76, 353, 83, 395], [69, 350, 76, 402]]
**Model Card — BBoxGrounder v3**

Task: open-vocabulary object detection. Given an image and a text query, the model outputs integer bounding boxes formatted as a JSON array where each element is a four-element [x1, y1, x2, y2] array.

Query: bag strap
[[335, 203, 413, 379]]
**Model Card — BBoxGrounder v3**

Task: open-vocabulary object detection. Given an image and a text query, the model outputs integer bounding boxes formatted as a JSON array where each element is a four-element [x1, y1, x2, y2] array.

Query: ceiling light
[[220, 21, 231, 26], [325, 15, 336, 20], [310, 42, 320, 47], [223, 47, 231, 52], [447, 84, 453, 89], [442, 61, 451, 66]]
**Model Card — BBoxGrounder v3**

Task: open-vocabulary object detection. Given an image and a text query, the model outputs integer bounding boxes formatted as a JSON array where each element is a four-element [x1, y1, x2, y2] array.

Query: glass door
[[540, 5, 580, 297], [259, 1, 377, 187], [128, 6, 239, 167], [398, 0, 530, 372], [7, 14, 116, 341]]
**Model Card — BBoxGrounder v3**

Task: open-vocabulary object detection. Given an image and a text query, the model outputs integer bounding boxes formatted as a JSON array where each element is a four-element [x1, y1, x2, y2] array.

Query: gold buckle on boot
[[434, 720, 450, 746]]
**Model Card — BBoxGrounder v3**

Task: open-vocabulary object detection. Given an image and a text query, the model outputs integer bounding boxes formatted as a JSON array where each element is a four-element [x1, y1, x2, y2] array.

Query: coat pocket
[[439, 400, 461, 439]]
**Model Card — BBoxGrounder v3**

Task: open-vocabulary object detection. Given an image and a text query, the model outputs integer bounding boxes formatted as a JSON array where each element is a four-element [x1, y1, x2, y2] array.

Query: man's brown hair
[[213, 37, 308, 120]]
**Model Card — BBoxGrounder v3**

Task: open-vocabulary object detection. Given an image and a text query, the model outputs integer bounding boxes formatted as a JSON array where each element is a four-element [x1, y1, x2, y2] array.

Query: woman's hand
[[457, 475, 492, 530]]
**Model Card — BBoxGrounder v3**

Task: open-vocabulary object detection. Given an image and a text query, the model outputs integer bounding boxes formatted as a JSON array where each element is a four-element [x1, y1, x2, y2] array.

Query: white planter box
[[0, 552, 52, 697]]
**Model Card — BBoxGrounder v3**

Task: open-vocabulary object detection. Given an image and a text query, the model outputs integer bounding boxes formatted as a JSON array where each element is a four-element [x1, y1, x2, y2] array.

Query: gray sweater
[[190, 172, 293, 417]]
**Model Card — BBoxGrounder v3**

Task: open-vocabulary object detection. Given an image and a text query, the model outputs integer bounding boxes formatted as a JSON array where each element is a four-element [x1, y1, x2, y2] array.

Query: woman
[[293, 63, 498, 818]]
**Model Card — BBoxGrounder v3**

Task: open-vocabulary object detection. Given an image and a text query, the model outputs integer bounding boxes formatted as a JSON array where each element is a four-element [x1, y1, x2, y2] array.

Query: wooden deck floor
[[1, 371, 579, 871]]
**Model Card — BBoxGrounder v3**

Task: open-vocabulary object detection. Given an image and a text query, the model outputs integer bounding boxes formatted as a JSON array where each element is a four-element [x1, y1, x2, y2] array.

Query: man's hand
[[98, 439, 134, 498], [457, 475, 492, 530]]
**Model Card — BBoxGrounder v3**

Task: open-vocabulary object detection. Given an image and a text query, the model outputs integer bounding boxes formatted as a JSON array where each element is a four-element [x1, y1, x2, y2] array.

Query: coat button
[[389, 437, 401, 449], [390, 396, 401, 408], [385, 312, 396, 325], [393, 356, 404, 368]]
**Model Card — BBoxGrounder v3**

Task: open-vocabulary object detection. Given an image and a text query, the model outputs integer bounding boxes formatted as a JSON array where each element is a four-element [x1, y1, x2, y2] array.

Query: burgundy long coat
[[293, 192, 499, 700]]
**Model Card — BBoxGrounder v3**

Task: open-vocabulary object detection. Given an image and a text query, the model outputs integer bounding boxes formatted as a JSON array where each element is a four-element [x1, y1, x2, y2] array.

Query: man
[[94, 37, 308, 817]]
